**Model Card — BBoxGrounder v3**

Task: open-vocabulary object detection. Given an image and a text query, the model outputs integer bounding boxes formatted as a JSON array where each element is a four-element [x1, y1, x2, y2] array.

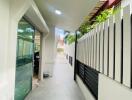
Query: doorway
[[15, 18, 35, 100], [33, 30, 41, 89]]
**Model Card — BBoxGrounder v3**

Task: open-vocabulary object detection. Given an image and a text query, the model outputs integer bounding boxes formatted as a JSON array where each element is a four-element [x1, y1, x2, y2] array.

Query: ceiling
[[34, 0, 103, 32]]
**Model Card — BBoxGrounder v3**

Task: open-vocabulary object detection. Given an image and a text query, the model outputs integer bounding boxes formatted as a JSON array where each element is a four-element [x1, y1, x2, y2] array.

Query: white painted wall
[[121, 0, 132, 8], [0, 0, 49, 99], [76, 75, 96, 100], [98, 74, 132, 100], [0, 0, 10, 99], [64, 42, 75, 68], [42, 24, 58, 76]]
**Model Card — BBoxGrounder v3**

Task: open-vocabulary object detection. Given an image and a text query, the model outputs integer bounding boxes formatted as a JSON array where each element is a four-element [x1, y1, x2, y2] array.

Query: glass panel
[[15, 18, 35, 100], [18, 39, 24, 59]]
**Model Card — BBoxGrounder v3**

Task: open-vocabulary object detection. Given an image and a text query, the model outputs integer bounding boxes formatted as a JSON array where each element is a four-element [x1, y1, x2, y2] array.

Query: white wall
[[121, 0, 132, 8], [64, 42, 75, 68], [76, 75, 96, 100], [0, 0, 49, 99], [42, 24, 58, 76], [98, 74, 132, 100], [0, 0, 10, 99], [0, 0, 32, 99]]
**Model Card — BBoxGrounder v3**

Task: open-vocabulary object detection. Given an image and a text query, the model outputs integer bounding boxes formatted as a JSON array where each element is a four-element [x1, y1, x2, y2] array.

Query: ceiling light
[[55, 10, 62, 15]]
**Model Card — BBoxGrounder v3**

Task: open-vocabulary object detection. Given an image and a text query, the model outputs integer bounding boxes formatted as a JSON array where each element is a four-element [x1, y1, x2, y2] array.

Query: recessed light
[[55, 10, 62, 15]]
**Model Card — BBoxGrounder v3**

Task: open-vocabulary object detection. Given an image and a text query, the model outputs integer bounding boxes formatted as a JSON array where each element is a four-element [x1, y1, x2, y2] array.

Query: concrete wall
[[98, 74, 132, 100], [43, 24, 58, 76], [0, 0, 10, 99], [0, 0, 33, 99], [64, 42, 75, 68], [76, 76, 96, 100], [0, 0, 49, 99], [121, 0, 132, 8]]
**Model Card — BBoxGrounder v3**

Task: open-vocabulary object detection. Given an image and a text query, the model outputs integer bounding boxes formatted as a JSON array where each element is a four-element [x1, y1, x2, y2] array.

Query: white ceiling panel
[[34, 0, 103, 32]]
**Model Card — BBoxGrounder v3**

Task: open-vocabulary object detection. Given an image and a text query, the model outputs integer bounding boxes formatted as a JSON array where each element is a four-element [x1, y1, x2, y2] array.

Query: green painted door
[[15, 18, 35, 100]]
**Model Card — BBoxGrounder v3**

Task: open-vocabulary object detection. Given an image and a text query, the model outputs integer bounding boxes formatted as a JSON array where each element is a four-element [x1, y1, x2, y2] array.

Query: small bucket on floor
[[43, 73, 49, 78]]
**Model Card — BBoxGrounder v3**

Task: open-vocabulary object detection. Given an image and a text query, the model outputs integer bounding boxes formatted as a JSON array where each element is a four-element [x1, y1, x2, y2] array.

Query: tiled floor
[[25, 54, 85, 100]]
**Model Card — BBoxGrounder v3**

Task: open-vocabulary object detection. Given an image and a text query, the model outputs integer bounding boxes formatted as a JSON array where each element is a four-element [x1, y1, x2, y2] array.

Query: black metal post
[[74, 30, 78, 81]]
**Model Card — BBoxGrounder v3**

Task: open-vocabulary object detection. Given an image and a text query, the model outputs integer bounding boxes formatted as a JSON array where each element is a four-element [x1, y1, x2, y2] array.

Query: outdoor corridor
[[25, 53, 85, 100]]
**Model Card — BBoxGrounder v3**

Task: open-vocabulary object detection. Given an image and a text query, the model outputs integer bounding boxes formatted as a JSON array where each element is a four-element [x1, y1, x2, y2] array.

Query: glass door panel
[[15, 18, 34, 100]]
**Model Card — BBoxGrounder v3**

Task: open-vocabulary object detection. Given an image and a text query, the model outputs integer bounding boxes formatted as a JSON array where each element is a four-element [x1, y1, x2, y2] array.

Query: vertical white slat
[[82, 39, 85, 64], [79, 41, 82, 62], [77, 42, 79, 61], [123, 5, 131, 87], [94, 28, 97, 70], [79, 41, 81, 62], [82, 40, 84, 63], [94, 30, 97, 69], [83, 38, 86, 64], [109, 15, 114, 79], [85, 38, 88, 65], [83, 38, 85, 64], [76, 41, 78, 60], [88, 34, 90, 67], [92, 31, 94, 68], [100, 23, 104, 73], [78, 41, 80, 61], [84, 39, 86, 65], [77, 39, 80, 61], [92, 32, 94, 68], [92, 33, 94, 68], [115, 10, 122, 82], [81, 40, 84, 63], [96, 25, 100, 71], [86, 35, 88, 66], [91, 32, 93, 68], [104, 19, 109, 75], [91, 31, 93, 68], [88, 33, 91, 67], [85, 38, 87, 65], [87, 35, 89, 66], [78, 42, 80, 61], [89, 32, 91, 67]]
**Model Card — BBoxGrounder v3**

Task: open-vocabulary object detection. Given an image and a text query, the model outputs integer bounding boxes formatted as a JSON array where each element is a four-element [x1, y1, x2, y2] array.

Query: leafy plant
[[79, 23, 91, 34], [65, 7, 121, 43], [95, 8, 113, 23], [65, 34, 76, 45], [78, 8, 114, 39]]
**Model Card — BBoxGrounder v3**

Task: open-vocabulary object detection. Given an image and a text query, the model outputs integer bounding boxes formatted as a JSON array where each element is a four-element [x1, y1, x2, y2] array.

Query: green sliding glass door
[[15, 18, 35, 100]]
